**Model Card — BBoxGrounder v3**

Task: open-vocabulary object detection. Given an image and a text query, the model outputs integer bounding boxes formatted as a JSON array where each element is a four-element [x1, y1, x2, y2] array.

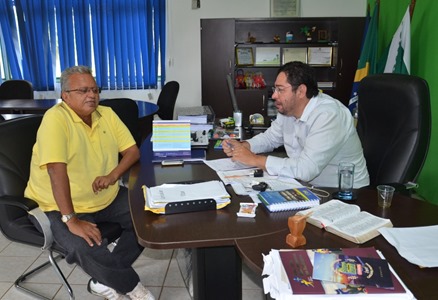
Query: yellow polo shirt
[[24, 102, 136, 212]]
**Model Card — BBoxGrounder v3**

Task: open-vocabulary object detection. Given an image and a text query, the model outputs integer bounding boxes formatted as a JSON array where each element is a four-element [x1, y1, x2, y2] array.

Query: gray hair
[[60, 65, 93, 92]]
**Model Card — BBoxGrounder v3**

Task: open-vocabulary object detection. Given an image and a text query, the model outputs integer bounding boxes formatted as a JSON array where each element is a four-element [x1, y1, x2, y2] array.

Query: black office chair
[[0, 115, 122, 299], [357, 74, 431, 190], [100, 98, 141, 146], [0, 79, 34, 99], [156, 81, 179, 120]]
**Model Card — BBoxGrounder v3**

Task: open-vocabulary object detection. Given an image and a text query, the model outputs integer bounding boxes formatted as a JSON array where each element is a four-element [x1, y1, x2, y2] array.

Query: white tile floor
[[0, 234, 265, 300]]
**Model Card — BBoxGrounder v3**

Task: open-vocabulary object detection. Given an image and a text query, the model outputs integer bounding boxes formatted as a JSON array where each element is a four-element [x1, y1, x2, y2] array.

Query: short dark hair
[[277, 61, 319, 98]]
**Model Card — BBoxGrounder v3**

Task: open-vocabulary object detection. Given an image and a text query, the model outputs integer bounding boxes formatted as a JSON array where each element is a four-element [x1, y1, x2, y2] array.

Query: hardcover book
[[296, 199, 393, 244], [258, 187, 320, 212]]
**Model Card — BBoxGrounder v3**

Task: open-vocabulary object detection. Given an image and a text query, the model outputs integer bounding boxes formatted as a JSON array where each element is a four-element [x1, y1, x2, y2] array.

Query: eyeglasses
[[271, 85, 292, 94], [65, 87, 101, 95]]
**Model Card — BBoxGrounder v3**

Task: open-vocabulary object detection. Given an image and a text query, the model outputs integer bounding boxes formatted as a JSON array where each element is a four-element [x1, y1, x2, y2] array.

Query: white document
[[379, 225, 438, 268], [217, 169, 302, 196], [146, 180, 230, 209], [204, 158, 255, 172]]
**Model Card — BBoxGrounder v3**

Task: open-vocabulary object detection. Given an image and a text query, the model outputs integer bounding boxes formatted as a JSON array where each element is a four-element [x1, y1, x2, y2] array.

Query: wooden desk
[[129, 139, 438, 300], [235, 188, 438, 300], [0, 99, 62, 114]]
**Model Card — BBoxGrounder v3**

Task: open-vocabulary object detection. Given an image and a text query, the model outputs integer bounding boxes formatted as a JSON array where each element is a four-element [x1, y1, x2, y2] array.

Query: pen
[[224, 174, 252, 179]]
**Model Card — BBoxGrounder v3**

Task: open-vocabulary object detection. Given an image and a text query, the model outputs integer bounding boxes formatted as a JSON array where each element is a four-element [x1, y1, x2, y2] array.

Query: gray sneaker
[[87, 278, 128, 300]]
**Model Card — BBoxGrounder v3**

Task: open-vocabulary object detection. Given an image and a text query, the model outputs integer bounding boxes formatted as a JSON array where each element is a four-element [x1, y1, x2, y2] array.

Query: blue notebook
[[257, 187, 320, 212]]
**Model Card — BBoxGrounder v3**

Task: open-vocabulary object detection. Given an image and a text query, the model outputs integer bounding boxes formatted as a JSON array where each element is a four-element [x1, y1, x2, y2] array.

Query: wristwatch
[[61, 212, 77, 223]]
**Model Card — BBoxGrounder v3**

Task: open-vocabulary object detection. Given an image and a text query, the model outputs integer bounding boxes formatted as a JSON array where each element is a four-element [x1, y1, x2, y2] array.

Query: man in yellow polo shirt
[[25, 66, 154, 300]]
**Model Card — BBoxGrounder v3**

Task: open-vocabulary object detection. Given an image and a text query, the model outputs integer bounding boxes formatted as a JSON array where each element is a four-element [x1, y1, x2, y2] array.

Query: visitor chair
[[100, 98, 141, 146], [156, 81, 180, 120], [0, 115, 122, 299], [357, 73, 431, 190], [0, 79, 34, 100]]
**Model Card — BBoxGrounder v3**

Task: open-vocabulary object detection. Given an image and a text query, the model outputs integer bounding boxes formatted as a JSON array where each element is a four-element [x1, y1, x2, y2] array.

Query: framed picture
[[255, 47, 281, 66], [307, 47, 333, 66], [235, 47, 254, 66], [270, 0, 300, 17], [283, 48, 307, 64], [318, 30, 328, 42]]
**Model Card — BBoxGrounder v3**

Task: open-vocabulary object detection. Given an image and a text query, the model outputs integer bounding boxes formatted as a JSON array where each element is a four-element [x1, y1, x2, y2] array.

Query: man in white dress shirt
[[223, 61, 369, 188]]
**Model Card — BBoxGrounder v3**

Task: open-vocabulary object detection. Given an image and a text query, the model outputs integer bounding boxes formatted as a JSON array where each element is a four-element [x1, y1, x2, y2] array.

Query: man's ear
[[296, 84, 307, 98], [61, 91, 67, 101]]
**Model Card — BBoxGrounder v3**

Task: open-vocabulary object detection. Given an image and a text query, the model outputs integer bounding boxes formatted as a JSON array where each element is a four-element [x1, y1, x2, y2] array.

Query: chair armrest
[[0, 195, 53, 250], [0, 195, 39, 211]]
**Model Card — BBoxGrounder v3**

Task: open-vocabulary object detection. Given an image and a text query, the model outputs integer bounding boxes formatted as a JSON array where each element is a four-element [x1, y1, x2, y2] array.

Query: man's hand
[[222, 139, 240, 157], [66, 217, 102, 247], [92, 174, 118, 194], [223, 139, 267, 170]]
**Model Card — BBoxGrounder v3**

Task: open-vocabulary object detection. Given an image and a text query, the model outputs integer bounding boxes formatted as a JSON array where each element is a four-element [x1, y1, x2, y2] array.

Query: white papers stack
[[142, 181, 231, 213], [205, 158, 303, 196]]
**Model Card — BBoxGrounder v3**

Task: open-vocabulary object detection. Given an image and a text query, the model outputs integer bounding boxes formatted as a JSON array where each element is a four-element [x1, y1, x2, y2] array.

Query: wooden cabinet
[[201, 17, 365, 124]]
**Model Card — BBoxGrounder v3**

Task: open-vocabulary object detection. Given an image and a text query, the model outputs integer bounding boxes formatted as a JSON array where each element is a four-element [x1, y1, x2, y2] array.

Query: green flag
[[382, 6, 411, 74]]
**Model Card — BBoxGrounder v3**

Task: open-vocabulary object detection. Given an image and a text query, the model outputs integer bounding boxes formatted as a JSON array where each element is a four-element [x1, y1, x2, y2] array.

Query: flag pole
[[410, 0, 416, 20]]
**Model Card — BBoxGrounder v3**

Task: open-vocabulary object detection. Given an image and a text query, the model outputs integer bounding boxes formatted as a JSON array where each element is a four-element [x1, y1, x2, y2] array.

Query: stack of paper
[[142, 181, 231, 214]]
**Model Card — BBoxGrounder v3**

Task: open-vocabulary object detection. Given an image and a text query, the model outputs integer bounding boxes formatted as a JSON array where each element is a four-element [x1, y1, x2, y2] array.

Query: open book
[[296, 200, 393, 244]]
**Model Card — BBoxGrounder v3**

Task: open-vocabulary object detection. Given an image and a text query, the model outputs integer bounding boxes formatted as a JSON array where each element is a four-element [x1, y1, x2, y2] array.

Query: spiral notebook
[[257, 187, 320, 212]]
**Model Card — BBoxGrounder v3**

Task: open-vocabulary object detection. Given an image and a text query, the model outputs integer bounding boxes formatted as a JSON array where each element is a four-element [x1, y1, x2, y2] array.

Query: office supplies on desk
[[216, 168, 302, 196], [211, 126, 241, 140], [142, 180, 230, 214], [258, 187, 320, 212]]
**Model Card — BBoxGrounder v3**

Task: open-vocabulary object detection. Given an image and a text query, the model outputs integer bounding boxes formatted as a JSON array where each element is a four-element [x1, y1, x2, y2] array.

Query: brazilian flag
[[348, 3, 379, 113]]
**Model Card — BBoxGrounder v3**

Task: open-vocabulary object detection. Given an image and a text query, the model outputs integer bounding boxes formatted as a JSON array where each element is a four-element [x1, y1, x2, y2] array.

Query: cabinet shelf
[[201, 17, 365, 120]]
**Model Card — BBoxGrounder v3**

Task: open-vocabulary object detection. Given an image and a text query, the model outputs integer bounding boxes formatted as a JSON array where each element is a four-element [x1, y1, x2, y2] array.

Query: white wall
[[36, 0, 366, 108]]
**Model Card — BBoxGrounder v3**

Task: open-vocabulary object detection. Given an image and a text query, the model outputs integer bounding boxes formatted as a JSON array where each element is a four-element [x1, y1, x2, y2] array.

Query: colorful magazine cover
[[279, 247, 405, 295], [312, 252, 394, 289]]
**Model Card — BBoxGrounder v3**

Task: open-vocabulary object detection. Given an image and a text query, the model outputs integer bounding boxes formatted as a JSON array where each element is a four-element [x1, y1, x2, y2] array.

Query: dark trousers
[[45, 187, 144, 294]]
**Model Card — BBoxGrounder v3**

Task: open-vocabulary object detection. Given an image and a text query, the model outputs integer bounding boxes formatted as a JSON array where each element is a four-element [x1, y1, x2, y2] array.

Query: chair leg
[[14, 250, 75, 300]]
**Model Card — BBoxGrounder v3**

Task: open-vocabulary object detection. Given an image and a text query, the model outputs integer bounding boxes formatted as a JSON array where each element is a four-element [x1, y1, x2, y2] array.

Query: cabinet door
[[334, 18, 366, 106], [235, 89, 269, 126], [201, 19, 235, 118]]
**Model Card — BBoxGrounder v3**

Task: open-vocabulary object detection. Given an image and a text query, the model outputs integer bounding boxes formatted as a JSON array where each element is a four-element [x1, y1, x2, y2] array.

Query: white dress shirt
[[247, 93, 369, 188]]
